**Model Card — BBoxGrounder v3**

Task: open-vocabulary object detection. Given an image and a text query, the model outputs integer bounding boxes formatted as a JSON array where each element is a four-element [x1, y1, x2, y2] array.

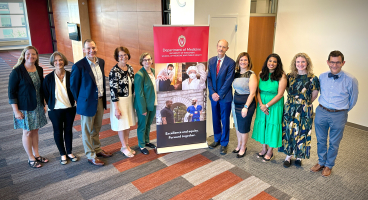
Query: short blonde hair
[[290, 53, 314, 78], [49, 51, 68, 67]]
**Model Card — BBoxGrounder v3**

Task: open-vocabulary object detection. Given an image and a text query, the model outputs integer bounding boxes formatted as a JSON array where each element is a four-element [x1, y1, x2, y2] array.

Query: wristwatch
[[244, 104, 248, 109], [266, 104, 269, 108]]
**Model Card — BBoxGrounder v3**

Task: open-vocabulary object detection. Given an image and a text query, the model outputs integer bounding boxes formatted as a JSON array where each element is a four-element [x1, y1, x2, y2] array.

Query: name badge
[[195, 111, 198, 114]]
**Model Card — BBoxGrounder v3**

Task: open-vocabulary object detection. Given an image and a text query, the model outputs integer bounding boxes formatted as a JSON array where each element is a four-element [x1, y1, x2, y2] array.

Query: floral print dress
[[279, 73, 320, 159]]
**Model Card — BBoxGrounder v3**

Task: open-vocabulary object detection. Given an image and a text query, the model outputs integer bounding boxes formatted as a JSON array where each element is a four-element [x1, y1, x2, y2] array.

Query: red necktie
[[216, 59, 221, 76]]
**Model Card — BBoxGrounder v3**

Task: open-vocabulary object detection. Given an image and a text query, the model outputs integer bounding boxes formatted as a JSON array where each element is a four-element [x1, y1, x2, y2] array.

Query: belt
[[319, 104, 347, 113], [98, 97, 102, 99]]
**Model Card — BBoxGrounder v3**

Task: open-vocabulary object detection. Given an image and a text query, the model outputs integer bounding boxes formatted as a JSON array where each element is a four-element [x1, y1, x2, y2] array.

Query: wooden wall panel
[[117, 0, 137, 11], [52, 1, 74, 63], [87, 0, 162, 75], [247, 16, 275, 76]]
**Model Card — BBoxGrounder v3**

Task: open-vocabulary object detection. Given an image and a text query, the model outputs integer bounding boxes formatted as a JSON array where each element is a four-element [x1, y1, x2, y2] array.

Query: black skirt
[[233, 93, 256, 133]]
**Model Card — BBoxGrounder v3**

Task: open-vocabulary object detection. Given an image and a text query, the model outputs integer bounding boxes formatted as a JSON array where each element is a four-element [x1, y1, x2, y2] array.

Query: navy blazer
[[70, 57, 107, 117], [8, 64, 45, 111], [207, 55, 235, 103], [43, 70, 75, 110]]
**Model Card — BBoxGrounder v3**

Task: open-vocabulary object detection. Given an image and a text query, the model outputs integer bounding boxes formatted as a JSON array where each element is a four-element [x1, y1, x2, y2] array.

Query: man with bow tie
[[310, 50, 358, 177]]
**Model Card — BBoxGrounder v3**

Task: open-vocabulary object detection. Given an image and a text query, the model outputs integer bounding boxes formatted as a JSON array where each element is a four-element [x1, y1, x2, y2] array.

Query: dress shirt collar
[[86, 56, 99, 66]]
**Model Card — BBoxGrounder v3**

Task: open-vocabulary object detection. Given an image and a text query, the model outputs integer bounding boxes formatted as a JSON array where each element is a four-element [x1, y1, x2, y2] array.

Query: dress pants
[[314, 105, 348, 168], [211, 100, 232, 146], [137, 107, 156, 148], [80, 98, 104, 159], [48, 107, 76, 155]]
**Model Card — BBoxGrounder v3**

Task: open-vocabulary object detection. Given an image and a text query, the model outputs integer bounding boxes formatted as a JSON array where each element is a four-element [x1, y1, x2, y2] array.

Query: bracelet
[[266, 104, 269, 108], [244, 104, 248, 109]]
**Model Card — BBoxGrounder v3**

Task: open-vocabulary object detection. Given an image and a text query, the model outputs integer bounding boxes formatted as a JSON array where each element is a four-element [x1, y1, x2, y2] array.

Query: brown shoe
[[322, 167, 332, 177], [88, 158, 105, 166], [310, 163, 325, 172], [96, 150, 113, 158]]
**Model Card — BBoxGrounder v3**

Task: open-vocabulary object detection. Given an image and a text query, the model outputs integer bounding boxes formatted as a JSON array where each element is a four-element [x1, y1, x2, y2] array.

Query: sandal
[[35, 156, 49, 163], [129, 148, 136, 155], [121, 147, 134, 158], [60, 157, 67, 165], [28, 160, 41, 168], [67, 155, 78, 162]]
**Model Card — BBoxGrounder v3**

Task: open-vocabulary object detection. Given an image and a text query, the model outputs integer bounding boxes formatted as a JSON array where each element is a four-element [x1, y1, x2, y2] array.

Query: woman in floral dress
[[279, 53, 320, 168]]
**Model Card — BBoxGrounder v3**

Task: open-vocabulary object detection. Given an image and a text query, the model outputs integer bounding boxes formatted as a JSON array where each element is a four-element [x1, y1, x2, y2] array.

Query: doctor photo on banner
[[182, 63, 207, 90]]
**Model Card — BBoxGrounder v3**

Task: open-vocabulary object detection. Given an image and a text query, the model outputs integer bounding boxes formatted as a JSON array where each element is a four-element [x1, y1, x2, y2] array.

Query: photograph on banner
[[182, 62, 207, 90], [155, 89, 207, 148], [156, 89, 207, 125], [155, 63, 182, 91]]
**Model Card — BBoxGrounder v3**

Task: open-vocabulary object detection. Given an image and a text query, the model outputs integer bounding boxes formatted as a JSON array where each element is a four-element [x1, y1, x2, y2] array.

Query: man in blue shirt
[[186, 97, 202, 122], [310, 50, 358, 177]]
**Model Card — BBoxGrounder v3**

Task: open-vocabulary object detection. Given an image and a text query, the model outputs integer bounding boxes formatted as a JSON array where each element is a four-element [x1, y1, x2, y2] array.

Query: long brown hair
[[235, 52, 253, 72], [289, 53, 314, 78], [13, 46, 40, 69]]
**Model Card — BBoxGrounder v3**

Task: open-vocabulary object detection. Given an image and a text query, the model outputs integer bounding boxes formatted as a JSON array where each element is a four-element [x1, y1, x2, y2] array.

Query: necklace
[[55, 71, 65, 83]]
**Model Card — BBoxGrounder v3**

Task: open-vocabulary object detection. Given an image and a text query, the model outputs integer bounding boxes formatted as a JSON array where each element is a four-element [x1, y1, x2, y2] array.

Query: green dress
[[278, 73, 320, 159], [252, 74, 284, 148]]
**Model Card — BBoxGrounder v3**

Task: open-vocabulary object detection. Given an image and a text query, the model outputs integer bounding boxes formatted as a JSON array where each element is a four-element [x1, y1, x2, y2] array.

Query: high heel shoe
[[263, 153, 274, 162], [232, 149, 240, 153], [257, 149, 268, 158], [236, 147, 247, 158], [121, 147, 134, 158]]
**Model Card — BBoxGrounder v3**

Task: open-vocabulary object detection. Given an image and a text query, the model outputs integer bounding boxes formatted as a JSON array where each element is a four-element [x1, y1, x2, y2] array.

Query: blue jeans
[[314, 106, 348, 168]]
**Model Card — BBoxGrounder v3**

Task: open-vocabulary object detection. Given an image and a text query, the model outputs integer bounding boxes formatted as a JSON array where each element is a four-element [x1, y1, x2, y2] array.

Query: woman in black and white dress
[[109, 46, 136, 157]]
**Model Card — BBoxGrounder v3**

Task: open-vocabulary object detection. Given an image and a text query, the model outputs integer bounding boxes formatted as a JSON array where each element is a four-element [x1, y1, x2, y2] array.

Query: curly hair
[[260, 53, 284, 81], [235, 52, 253, 72], [114, 46, 131, 62], [13, 46, 39, 69], [289, 53, 313, 78]]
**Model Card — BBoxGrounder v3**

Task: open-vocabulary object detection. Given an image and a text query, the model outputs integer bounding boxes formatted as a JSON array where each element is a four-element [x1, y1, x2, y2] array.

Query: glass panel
[[0, 27, 27, 39]]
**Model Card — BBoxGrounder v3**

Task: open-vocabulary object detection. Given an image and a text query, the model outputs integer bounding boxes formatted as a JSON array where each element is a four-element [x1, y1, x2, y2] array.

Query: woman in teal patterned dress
[[279, 53, 320, 168], [8, 46, 48, 168], [252, 53, 287, 162]]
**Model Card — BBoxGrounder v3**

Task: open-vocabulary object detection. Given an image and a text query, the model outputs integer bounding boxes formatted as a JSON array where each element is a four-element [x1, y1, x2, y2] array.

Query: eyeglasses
[[143, 58, 152, 62], [119, 54, 128, 58], [329, 61, 342, 65]]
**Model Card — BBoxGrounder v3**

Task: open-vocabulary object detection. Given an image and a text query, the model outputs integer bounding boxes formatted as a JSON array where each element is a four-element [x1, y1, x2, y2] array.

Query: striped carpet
[[1, 50, 367, 200]]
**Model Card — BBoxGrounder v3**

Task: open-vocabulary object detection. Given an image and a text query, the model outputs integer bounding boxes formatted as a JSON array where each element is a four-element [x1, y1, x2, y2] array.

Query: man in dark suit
[[70, 39, 112, 166], [207, 39, 235, 155]]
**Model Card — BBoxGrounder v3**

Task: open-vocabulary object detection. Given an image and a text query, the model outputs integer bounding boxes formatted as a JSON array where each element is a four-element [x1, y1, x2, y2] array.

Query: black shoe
[[256, 149, 268, 158], [295, 159, 302, 166], [140, 148, 149, 155], [208, 141, 220, 149], [283, 160, 291, 168], [236, 147, 247, 158], [232, 149, 240, 153], [220, 146, 227, 155], [263, 153, 274, 162], [145, 143, 156, 149]]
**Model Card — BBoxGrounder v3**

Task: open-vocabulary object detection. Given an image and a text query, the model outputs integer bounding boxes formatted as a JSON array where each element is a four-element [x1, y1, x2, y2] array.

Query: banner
[[153, 26, 209, 154]]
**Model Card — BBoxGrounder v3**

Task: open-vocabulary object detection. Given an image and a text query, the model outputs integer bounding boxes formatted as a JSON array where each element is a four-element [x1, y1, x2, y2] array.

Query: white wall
[[274, 0, 368, 127], [171, 0, 195, 25], [194, 0, 251, 55]]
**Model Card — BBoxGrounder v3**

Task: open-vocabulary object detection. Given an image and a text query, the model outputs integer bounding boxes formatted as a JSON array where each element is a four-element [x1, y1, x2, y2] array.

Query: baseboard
[[346, 122, 368, 131]]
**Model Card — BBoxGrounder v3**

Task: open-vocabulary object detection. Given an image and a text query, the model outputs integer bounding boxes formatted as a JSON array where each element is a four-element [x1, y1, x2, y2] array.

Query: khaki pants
[[81, 98, 104, 159]]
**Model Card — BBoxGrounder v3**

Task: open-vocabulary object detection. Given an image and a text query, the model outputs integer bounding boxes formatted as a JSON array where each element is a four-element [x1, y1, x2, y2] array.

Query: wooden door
[[247, 16, 275, 76]]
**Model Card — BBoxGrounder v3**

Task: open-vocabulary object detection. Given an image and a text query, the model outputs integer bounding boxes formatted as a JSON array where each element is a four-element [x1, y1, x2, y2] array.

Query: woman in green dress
[[252, 53, 287, 162], [279, 53, 320, 168]]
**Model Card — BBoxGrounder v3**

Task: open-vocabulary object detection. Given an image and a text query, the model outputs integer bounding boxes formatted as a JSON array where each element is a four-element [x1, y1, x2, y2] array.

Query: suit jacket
[[70, 57, 107, 117], [8, 63, 45, 111], [134, 67, 156, 114], [43, 70, 75, 110], [207, 55, 235, 103]]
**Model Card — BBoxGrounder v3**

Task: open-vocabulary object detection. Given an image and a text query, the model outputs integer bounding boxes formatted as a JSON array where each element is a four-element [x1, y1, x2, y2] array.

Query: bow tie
[[328, 73, 339, 80]]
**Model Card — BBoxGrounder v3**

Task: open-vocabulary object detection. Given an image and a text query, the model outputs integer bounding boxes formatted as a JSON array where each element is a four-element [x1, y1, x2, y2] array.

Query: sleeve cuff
[[9, 98, 18, 104]]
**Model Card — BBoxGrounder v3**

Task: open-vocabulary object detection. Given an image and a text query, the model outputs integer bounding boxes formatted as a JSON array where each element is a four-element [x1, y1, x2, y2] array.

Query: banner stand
[[156, 142, 208, 154]]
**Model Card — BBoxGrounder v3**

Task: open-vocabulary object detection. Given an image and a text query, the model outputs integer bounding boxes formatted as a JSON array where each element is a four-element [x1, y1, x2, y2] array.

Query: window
[[0, 1, 30, 48]]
